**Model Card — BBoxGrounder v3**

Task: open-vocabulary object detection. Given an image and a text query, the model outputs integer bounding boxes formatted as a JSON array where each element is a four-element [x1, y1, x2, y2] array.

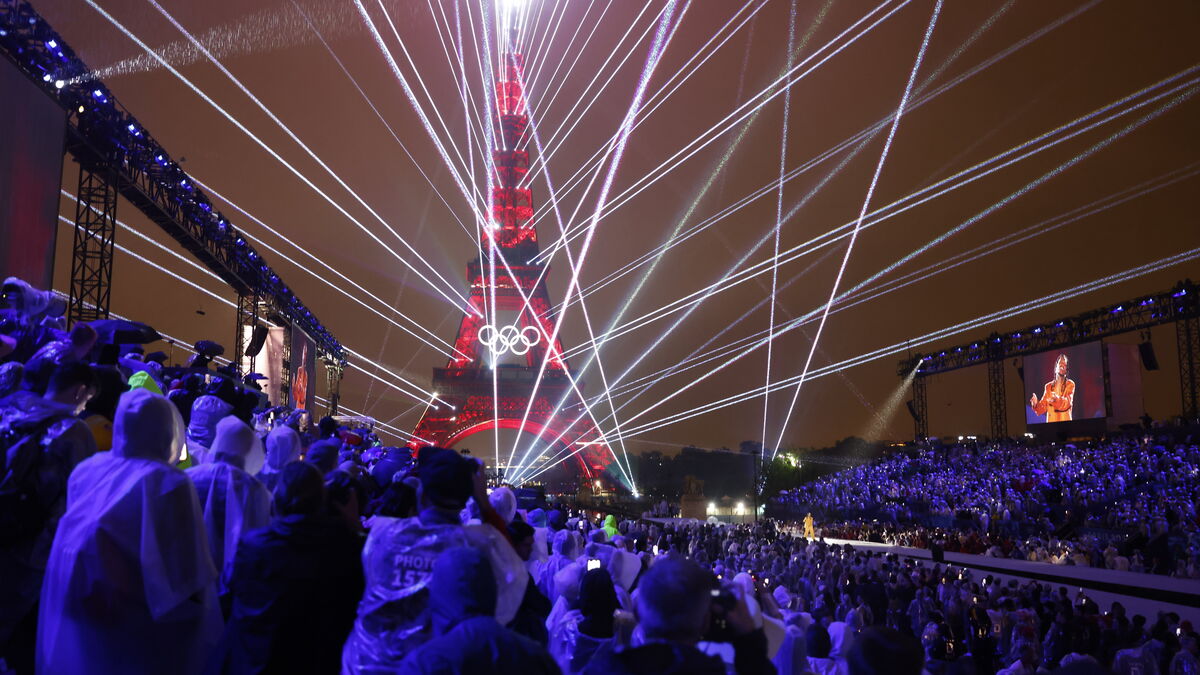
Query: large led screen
[[1023, 342, 1106, 425], [0, 58, 65, 289], [290, 326, 317, 413]]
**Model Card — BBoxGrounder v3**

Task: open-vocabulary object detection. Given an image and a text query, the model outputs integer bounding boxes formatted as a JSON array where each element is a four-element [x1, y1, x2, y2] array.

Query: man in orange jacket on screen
[[1029, 353, 1075, 422]]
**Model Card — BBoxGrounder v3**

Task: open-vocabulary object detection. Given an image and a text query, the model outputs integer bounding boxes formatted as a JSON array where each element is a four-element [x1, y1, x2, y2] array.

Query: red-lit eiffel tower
[[409, 49, 612, 482]]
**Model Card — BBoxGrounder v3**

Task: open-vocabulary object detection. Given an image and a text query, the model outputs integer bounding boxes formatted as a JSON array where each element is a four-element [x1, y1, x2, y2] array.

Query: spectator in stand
[[0, 277, 65, 365], [325, 470, 366, 534], [186, 415, 271, 592], [187, 378, 236, 465], [258, 423, 302, 493], [19, 322, 97, 395], [775, 438, 1200, 578], [0, 361, 98, 672], [168, 373, 205, 426], [549, 567, 621, 674], [0, 361, 21, 398], [582, 556, 775, 675], [399, 546, 558, 674], [341, 448, 527, 672], [1172, 633, 1200, 675], [317, 414, 339, 440], [210, 461, 365, 674], [539, 529, 584, 602], [391, 546, 556, 674], [603, 514, 619, 540], [844, 626, 924, 675], [37, 389, 221, 675], [507, 519, 552, 645], [807, 621, 843, 675], [305, 437, 341, 476], [368, 446, 409, 488], [364, 480, 418, 528]]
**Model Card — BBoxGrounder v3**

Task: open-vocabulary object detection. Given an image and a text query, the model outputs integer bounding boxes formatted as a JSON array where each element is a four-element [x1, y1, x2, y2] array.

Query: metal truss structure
[[0, 0, 344, 408], [67, 166, 118, 323]]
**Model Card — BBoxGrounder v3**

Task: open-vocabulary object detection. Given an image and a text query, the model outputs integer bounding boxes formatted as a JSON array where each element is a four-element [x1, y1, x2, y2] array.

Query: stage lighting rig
[[0, 0, 345, 368]]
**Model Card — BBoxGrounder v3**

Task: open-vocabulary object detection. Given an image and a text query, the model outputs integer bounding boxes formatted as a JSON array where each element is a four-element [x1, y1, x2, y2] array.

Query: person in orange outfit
[[1029, 353, 1075, 422]]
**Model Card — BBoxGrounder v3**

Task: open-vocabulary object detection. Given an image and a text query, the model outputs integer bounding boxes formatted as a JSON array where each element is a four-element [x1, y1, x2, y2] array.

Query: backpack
[[0, 409, 70, 546]]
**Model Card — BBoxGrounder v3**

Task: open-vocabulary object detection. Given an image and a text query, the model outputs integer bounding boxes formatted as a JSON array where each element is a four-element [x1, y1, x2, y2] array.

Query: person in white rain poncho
[[537, 529, 584, 602], [257, 423, 301, 493], [342, 447, 527, 673], [186, 415, 270, 591], [37, 389, 222, 675], [186, 381, 235, 466]]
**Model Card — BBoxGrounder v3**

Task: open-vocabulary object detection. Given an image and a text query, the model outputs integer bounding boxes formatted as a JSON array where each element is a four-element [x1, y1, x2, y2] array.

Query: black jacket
[[207, 514, 365, 674]]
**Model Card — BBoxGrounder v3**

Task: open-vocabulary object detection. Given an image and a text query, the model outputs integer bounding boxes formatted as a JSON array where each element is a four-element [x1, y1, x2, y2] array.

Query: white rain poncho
[[186, 416, 271, 588], [37, 389, 222, 675], [257, 424, 301, 492], [186, 393, 233, 465], [537, 529, 583, 602], [488, 486, 517, 523], [341, 513, 527, 673]]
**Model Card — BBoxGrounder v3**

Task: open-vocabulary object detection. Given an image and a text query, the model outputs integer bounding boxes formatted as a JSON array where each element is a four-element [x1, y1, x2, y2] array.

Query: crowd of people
[[2, 274, 1197, 674], [774, 438, 1200, 579]]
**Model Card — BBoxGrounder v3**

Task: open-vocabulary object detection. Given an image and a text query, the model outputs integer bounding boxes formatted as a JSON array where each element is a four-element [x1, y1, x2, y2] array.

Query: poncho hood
[[112, 388, 185, 464]]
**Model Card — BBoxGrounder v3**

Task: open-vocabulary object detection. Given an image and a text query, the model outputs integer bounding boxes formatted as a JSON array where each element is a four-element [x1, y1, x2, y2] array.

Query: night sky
[[33, 0, 1200, 455]]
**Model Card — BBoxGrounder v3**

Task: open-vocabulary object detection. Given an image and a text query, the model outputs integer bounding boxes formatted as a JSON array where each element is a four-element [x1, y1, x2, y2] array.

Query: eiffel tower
[[409, 49, 613, 484]]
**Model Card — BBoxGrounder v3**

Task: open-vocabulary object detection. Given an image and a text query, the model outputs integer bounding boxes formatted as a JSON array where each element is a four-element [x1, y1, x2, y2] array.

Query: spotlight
[[54, 79, 64, 89]]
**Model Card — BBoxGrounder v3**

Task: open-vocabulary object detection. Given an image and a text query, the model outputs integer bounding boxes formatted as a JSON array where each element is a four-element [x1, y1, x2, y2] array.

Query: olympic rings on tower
[[478, 324, 541, 356]]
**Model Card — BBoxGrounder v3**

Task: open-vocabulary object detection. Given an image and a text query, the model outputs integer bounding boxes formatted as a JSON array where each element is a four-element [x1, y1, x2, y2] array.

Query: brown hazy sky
[[34, 0, 1200, 452]]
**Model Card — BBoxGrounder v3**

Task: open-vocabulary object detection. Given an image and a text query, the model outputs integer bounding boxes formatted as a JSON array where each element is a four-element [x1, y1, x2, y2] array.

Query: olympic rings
[[478, 324, 541, 356]]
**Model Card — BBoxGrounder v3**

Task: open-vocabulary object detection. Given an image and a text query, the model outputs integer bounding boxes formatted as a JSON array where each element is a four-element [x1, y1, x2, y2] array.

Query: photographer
[[582, 556, 776, 675], [341, 447, 527, 672]]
